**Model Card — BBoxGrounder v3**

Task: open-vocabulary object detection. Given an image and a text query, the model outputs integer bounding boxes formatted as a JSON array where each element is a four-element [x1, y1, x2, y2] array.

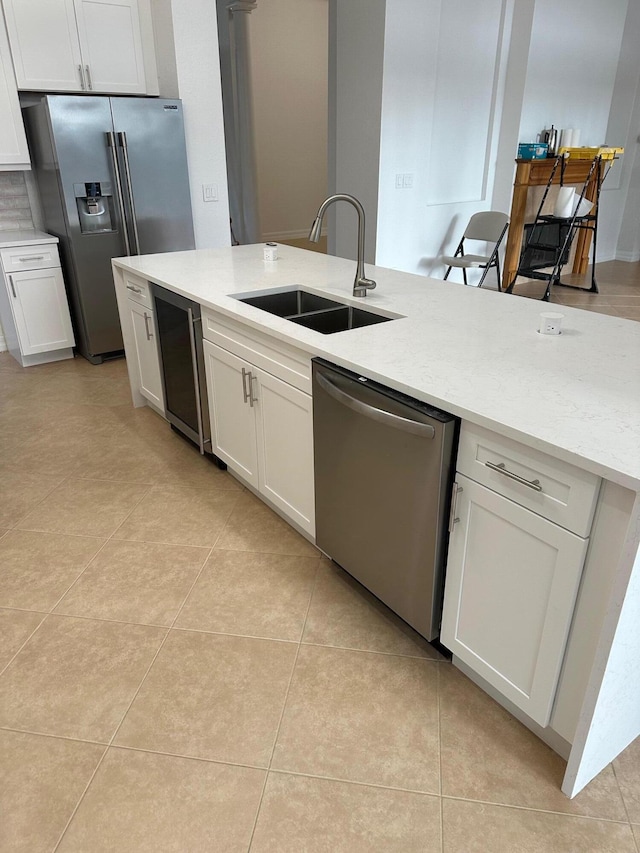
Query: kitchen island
[[112, 244, 640, 799]]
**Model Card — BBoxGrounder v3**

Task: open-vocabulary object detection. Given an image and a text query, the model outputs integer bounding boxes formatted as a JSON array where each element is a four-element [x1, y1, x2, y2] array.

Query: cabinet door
[[128, 300, 163, 410], [74, 0, 146, 94], [0, 13, 29, 168], [3, 0, 84, 91], [7, 267, 75, 355], [203, 340, 258, 488], [441, 474, 587, 726], [255, 368, 315, 536]]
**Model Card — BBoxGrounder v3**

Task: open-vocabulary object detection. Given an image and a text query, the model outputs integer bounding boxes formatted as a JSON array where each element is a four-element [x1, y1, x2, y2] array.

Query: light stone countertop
[[0, 230, 59, 249], [113, 244, 640, 491]]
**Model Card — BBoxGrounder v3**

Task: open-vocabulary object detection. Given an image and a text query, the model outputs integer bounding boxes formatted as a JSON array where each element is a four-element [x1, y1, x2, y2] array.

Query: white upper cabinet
[[2, 0, 157, 94], [0, 11, 29, 168]]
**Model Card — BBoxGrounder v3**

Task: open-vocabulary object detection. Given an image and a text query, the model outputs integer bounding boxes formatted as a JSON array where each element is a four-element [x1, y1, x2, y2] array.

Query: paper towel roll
[[572, 129, 581, 147], [574, 195, 593, 217], [554, 186, 576, 218], [560, 129, 574, 149]]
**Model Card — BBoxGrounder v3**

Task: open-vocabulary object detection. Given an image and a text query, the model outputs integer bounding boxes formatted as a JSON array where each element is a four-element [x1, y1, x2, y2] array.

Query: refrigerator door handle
[[105, 131, 132, 256], [117, 132, 141, 256]]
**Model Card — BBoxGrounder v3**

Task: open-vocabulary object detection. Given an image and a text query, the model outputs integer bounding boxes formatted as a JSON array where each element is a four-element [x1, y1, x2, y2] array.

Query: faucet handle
[[353, 276, 377, 297]]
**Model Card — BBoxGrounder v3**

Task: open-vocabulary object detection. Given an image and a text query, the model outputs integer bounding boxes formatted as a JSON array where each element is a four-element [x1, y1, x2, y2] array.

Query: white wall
[[329, 0, 386, 263], [330, 0, 638, 276], [249, 0, 328, 242], [375, 0, 513, 281], [518, 0, 628, 147], [599, 0, 640, 263], [151, 0, 231, 249], [518, 0, 633, 265]]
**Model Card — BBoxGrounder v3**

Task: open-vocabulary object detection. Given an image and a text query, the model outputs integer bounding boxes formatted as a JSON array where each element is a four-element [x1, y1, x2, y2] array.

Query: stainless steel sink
[[234, 288, 396, 334], [290, 306, 392, 334], [238, 289, 343, 317]]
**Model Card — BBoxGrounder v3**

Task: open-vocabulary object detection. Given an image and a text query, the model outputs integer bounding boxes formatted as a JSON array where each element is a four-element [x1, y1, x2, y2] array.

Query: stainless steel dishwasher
[[313, 359, 458, 641]]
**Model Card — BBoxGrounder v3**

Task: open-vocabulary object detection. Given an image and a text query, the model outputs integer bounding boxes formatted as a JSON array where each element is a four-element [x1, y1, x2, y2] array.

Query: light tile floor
[[0, 264, 639, 852]]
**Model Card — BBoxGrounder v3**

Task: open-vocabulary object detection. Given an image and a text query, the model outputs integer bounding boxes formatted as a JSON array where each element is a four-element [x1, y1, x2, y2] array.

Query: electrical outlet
[[395, 173, 414, 189], [202, 183, 218, 202]]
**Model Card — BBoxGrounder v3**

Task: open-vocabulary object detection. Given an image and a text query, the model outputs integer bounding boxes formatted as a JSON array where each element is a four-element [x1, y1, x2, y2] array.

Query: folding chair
[[442, 211, 510, 289]]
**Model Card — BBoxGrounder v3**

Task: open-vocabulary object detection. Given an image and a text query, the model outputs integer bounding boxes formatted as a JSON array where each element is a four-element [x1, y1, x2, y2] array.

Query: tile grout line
[[51, 530, 217, 851], [437, 662, 444, 853], [0, 611, 48, 678], [438, 793, 634, 825], [246, 555, 324, 851], [6, 472, 72, 531], [611, 761, 639, 846]]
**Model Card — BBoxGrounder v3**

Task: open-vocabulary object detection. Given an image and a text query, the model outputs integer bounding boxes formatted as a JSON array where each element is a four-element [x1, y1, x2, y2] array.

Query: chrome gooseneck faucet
[[308, 194, 377, 297]]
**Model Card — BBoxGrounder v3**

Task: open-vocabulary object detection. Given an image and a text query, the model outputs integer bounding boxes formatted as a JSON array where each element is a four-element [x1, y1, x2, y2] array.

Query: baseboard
[[615, 251, 640, 263], [261, 228, 328, 242], [0, 331, 6, 353]]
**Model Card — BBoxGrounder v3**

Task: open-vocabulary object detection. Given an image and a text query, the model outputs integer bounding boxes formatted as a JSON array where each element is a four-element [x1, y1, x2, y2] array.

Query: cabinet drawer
[[123, 274, 153, 308], [457, 423, 600, 537], [202, 307, 312, 394], [0, 243, 60, 273]]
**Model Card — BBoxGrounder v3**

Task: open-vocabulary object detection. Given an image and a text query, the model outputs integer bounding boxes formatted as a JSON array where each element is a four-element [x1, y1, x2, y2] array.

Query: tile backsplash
[[0, 172, 35, 231]]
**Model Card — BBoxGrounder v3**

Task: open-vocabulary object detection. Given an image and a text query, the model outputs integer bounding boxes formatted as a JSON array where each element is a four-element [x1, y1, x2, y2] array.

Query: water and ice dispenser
[[74, 182, 115, 233]]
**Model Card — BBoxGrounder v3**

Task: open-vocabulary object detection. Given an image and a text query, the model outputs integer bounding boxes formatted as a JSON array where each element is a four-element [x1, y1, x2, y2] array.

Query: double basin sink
[[235, 288, 397, 334]]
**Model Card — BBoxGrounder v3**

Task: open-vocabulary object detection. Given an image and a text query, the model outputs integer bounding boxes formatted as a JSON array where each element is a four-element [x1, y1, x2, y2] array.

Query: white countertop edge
[[0, 229, 59, 249], [113, 246, 640, 492]]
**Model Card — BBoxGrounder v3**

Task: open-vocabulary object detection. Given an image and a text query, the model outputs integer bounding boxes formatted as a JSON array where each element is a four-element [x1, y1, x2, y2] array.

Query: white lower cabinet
[[8, 267, 74, 355], [203, 338, 315, 537], [128, 298, 163, 410], [441, 422, 600, 728], [441, 475, 587, 726], [205, 342, 259, 488], [0, 241, 76, 366]]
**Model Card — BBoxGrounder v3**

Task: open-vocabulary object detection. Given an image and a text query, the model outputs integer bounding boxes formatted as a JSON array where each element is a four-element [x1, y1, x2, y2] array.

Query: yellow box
[[558, 146, 624, 160]]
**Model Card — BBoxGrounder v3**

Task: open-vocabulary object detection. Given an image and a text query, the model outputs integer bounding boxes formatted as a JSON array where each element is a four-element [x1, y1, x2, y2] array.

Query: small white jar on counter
[[264, 242, 278, 261]]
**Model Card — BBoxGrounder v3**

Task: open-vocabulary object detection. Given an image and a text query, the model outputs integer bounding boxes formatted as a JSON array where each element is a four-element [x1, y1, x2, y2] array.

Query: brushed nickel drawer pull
[[241, 367, 250, 403], [448, 482, 463, 532], [485, 460, 543, 492], [248, 372, 258, 407], [18, 255, 45, 262], [127, 283, 142, 293], [8, 274, 17, 298], [143, 312, 152, 340]]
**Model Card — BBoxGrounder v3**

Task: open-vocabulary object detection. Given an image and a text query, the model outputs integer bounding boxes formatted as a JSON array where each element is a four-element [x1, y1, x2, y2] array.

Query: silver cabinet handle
[[106, 131, 132, 256], [485, 460, 543, 492], [241, 367, 251, 403], [78, 64, 85, 90], [127, 283, 142, 293], [316, 371, 435, 439], [143, 312, 152, 340], [448, 482, 463, 532], [248, 372, 258, 407], [117, 132, 141, 255], [8, 274, 17, 298], [18, 255, 45, 262], [85, 64, 92, 90]]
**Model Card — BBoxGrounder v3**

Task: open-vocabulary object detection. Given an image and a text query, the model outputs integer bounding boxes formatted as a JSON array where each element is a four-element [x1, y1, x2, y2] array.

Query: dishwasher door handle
[[316, 371, 435, 439]]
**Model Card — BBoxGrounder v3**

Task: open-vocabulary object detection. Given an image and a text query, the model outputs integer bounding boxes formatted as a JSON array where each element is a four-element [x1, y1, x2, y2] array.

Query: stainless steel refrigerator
[[23, 95, 195, 363]]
